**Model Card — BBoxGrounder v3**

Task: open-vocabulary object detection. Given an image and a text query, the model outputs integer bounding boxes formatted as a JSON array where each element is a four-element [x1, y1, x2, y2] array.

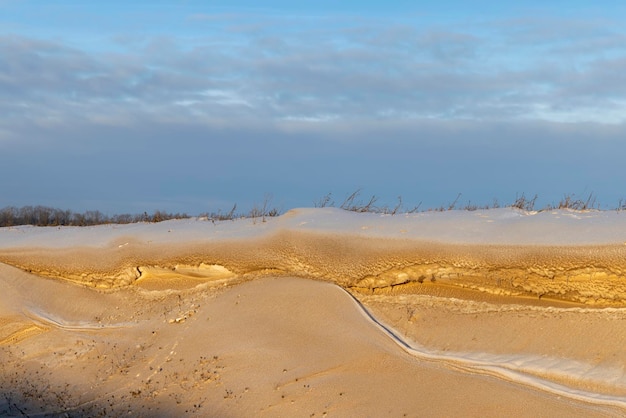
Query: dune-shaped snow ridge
[[1, 207, 626, 305]]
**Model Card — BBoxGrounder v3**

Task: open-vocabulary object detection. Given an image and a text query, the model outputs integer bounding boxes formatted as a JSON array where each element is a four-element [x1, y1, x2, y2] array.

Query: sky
[[2, 1, 626, 214]]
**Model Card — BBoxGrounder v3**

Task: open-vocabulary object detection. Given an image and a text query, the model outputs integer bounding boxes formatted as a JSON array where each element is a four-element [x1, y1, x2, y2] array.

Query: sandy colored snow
[[1, 208, 626, 416]]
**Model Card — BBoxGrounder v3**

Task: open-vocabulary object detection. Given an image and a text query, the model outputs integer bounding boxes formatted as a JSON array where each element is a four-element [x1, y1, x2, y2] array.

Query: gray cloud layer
[[2, 11, 626, 212], [3, 13, 626, 135]]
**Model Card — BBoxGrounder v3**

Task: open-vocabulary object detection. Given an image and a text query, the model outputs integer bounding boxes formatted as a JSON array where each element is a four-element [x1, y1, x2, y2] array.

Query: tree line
[[0, 205, 190, 227]]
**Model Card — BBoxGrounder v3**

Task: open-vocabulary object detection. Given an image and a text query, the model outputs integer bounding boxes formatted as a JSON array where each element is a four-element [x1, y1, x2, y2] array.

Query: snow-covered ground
[[2, 207, 626, 416], [2, 207, 626, 248]]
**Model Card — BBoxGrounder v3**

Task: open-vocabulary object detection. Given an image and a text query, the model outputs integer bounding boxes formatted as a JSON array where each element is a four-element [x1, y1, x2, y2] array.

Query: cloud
[[2, 10, 626, 165], [0, 4, 626, 213], [3, 9, 626, 139], [2, 114, 626, 213], [4, 5, 626, 214]]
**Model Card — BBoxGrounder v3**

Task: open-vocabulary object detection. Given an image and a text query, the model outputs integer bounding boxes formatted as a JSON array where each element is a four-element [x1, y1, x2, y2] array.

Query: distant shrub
[[0, 191, 620, 227], [0, 206, 190, 227]]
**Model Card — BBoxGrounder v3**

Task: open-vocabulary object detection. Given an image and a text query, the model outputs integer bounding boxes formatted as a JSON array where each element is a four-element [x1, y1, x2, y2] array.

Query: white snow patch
[[1, 207, 626, 249]]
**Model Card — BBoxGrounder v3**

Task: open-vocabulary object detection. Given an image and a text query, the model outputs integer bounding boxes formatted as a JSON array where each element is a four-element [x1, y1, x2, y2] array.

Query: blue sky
[[2, 1, 626, 214]]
